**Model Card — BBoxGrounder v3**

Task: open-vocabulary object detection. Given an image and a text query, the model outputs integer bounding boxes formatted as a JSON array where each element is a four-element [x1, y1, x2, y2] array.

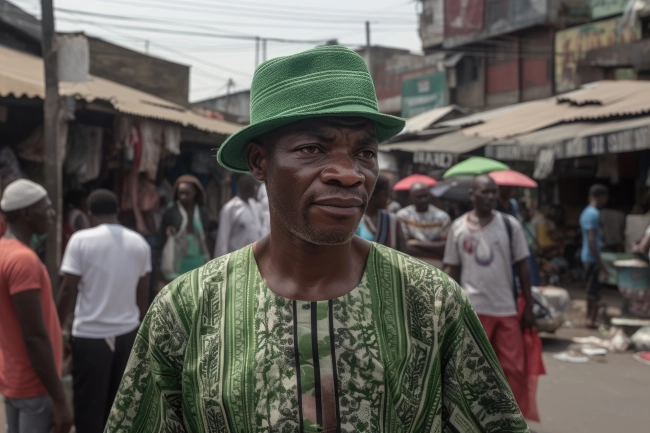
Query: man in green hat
[[106, 46, 528, 433]]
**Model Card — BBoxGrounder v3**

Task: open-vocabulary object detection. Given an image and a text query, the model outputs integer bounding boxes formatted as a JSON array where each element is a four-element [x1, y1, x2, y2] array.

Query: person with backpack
[[443, 174, 535, 415]]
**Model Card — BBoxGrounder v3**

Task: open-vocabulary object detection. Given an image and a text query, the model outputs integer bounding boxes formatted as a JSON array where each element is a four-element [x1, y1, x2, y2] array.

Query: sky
[[10, 0, 423, 102]]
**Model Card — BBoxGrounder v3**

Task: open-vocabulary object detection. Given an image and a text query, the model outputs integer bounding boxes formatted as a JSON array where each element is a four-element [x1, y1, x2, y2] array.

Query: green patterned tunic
[[106, 244, 529, 433]]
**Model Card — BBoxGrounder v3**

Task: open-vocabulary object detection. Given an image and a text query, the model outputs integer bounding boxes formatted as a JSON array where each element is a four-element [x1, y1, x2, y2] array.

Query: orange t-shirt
[[0, 238, 62, 399]]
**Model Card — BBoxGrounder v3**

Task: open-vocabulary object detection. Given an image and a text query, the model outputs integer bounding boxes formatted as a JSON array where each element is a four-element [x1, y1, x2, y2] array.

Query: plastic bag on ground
[[631, 327, 650, 351]]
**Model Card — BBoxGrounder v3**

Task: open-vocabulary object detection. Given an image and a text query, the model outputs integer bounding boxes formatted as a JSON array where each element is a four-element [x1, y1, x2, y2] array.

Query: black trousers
[[71, 327, 138, 433]]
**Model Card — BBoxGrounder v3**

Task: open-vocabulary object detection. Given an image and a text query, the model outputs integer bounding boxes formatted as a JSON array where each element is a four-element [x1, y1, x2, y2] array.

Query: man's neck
[[4, 223, 33, 246], [95, 216, 120, 226], [415, 204, 429, 213], [589, 200, 599, 209], [469, 209, 494, 228], [254, 221, 370, 302]]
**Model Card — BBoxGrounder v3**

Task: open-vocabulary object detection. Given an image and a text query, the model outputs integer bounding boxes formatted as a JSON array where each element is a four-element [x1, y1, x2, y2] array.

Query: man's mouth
[[312, 197, 364, 208]]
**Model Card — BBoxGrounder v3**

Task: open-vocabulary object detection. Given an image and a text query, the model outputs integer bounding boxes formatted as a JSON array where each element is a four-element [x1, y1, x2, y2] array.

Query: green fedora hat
[[217, 45, 406, 173]]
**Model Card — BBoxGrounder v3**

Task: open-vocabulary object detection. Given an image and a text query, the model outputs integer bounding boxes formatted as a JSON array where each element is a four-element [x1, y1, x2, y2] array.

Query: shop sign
[[591, 0, 628, 19], [561, 125, 650, 158], [413, 151, 455, 168], [401, 71, 446, 118], [485, 144, 539, 161], [555, 18, 641, 93]]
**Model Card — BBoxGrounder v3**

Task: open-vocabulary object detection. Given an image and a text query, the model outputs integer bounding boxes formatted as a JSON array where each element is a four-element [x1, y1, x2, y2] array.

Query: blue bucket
[[614, 260, 650, 292]]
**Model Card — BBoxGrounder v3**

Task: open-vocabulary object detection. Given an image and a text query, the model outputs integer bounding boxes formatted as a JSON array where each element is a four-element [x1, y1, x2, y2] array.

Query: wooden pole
[[40, 0, 63, 290]]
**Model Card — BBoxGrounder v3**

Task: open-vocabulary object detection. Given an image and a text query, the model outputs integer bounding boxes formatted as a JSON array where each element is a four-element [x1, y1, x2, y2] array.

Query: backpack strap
[[500, 212, 519, 304]]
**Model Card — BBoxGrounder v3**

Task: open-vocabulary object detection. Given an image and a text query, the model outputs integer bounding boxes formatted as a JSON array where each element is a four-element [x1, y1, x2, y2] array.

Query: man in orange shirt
[[0, 179, 72, 433]]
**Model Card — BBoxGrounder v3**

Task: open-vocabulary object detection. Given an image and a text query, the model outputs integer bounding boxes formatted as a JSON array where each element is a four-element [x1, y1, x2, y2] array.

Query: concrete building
[[418, 0, 592, 109], [192, 89, 251, 124]]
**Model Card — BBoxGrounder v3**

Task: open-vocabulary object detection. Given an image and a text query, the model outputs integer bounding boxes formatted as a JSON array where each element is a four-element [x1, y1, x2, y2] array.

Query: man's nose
[[320, 152, 365, 187]]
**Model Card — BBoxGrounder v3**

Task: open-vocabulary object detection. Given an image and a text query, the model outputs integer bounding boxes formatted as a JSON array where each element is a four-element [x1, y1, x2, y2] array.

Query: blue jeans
[[4, 395, 52, 433]]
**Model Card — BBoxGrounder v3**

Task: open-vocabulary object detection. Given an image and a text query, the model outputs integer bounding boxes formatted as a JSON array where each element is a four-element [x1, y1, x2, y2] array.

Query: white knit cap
[[1, 179, 48, 212]]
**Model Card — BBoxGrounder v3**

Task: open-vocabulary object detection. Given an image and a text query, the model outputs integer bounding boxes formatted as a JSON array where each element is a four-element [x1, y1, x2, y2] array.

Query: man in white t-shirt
[[397, 182, 451, 260], [443, 174, 535, 415], [57, 190, 151, 433], [214, 174, 263, 257]]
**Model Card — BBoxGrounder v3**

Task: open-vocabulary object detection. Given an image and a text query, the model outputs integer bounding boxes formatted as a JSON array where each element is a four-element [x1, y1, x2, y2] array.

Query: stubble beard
[[268, 188, 363, 246]]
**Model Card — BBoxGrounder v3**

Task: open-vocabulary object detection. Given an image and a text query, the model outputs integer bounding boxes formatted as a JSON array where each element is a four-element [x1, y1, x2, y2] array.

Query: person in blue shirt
[[580, 184, 609, 328]]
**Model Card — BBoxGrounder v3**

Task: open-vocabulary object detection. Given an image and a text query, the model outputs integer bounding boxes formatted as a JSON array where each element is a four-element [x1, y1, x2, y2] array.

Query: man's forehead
[[273, 116, 376, 138]]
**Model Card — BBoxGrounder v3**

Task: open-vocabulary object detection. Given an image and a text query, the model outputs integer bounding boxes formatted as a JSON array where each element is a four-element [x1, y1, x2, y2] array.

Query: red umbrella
[[489, 170, 538, 188], [393, 174, 437, 191]]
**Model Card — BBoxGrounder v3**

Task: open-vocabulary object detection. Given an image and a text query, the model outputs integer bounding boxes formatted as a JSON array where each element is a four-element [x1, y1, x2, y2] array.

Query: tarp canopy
[[0, 44, 241, 136]]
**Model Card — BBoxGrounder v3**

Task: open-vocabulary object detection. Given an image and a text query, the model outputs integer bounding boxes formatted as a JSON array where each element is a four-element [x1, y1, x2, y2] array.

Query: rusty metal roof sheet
[[0, 44, 241, 136], [454, 81, 650, 140]]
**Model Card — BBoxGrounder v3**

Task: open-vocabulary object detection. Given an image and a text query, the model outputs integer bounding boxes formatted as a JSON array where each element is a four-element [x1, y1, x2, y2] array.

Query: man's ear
[[246, 141, 268, 182]]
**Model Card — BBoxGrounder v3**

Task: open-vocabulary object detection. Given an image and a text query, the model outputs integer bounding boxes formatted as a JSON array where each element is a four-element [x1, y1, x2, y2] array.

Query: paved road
[[528, 327, 649, 433]]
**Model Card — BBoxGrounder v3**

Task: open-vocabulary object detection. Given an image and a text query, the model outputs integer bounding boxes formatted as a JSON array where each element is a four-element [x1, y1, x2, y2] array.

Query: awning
[[381, 132, 491, 154], [485, 116, 650, 161], [0, 44, 240, 136]]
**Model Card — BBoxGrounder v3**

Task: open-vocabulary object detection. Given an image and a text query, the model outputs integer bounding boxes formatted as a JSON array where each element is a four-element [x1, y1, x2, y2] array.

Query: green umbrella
[[443, 157, 509, 179]]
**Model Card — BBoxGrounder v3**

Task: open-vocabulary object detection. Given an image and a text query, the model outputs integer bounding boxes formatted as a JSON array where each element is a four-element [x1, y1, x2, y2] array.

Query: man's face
[[596, 194, 609, 209], [471, 180, 498, 214], [26, 197, 55, 235], [411, 189, 430, 212], [256, 117, 378, 245]]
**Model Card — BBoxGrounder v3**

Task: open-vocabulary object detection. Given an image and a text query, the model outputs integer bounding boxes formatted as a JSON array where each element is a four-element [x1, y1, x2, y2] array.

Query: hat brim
[[217, 105, 405, 173]]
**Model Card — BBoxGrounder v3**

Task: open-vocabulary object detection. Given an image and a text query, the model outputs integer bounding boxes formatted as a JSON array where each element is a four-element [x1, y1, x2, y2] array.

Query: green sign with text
[[401, 71, 446, 118]]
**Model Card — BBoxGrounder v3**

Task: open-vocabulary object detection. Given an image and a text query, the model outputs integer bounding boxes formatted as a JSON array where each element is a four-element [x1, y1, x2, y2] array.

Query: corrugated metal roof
[[457, 81, 650, 140], [381, 133, 490, 154], [400, 105, 457, 135], [0, 44, 240, 136]]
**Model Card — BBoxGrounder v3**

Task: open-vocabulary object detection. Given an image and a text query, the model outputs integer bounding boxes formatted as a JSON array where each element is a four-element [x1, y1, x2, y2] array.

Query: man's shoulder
[[372, 244, 464, 299], [161, 248, 241, 305], [0, 239, 40, 267], [579, 206, 599, 224], [428, 204, 450, 219], [396, 205, 414, 218]]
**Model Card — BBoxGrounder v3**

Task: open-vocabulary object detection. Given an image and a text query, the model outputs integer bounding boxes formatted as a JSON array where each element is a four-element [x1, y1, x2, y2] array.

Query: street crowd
[[0, 46, 618, 433]]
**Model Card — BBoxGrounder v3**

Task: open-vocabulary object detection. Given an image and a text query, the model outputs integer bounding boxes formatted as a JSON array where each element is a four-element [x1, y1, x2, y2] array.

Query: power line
[[53, 8, 414, 33], [82, 0, 417, 24], [54, 16, 331, 44]]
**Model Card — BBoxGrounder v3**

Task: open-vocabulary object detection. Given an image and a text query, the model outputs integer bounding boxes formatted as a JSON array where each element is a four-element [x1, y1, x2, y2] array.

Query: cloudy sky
[[11, 0, 423, 102]]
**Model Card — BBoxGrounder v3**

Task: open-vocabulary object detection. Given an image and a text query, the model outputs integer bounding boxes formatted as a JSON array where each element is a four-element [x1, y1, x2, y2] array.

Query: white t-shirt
[[443, 212, 529, 317], [215, 196, 264, 257], [61, 224, 152, 338]]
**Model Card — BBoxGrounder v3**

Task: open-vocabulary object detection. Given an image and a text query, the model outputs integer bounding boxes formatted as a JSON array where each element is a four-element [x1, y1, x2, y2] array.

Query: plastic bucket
[[614, 260, 650, 292]]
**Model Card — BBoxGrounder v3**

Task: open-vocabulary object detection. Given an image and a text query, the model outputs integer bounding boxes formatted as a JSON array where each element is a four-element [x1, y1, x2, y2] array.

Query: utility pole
[[262, 38, 267, 63], [255, 36, 260, 68], [365, 21, 372, 78], [145, 39, 150, 54], [40, 0, 63, 290], [225, 78, 234, 114]]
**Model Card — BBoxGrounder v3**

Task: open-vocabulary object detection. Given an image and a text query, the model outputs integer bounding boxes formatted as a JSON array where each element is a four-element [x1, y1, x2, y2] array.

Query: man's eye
[[358, 150, 376, 159], [300, 146, 321, 154]]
